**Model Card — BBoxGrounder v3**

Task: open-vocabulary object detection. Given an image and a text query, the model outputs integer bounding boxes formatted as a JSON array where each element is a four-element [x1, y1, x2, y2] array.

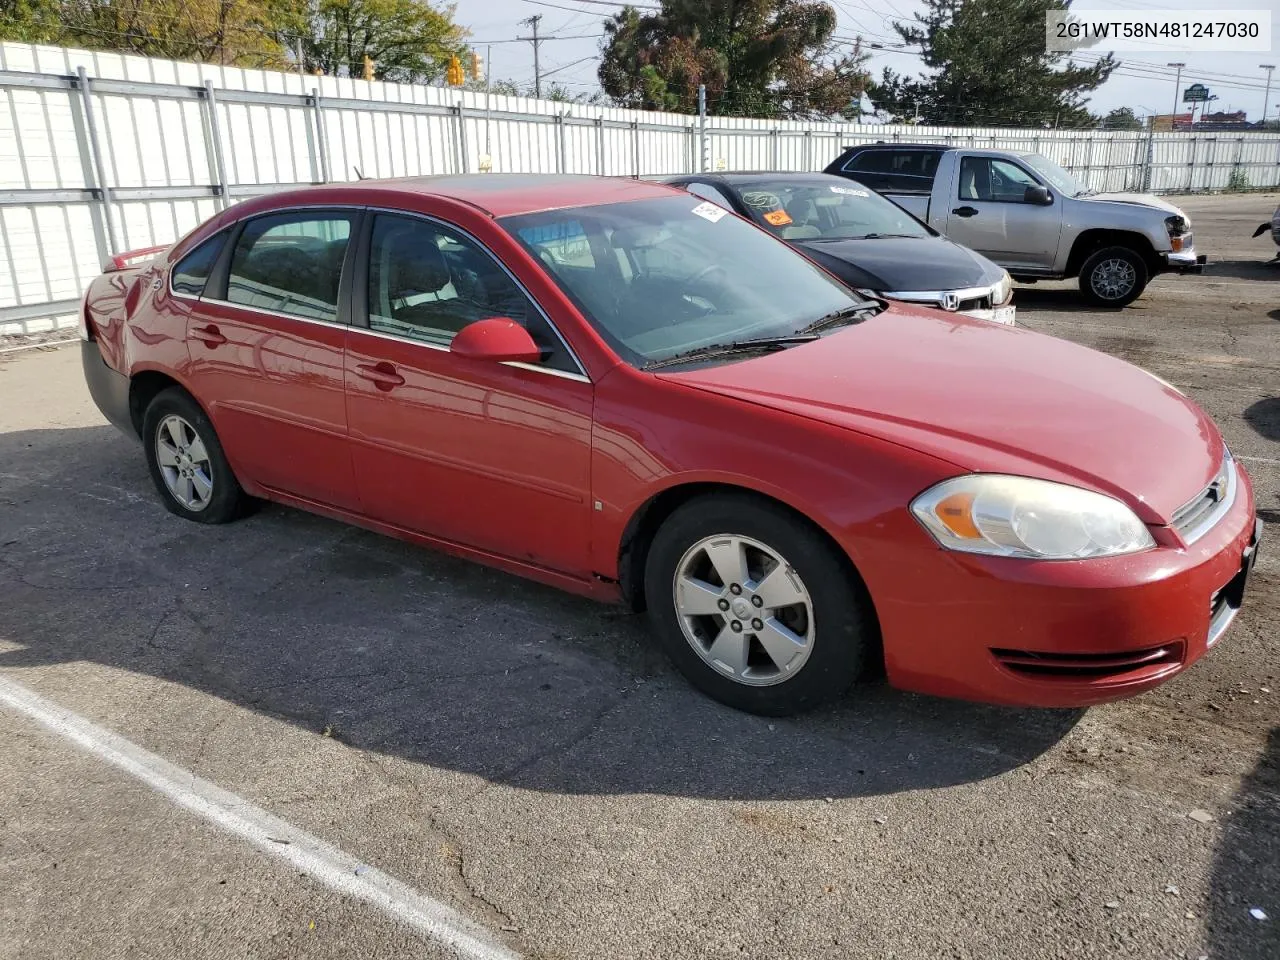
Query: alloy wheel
[[155, 414, 213, 511], [1090, 258, 1137, 300], [672, 534, 815, 686]]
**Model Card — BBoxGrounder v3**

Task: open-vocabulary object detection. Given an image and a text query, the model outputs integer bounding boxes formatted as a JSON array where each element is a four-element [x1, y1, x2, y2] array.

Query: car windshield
[[1019, 153, 1091, 197], [502, 196, 872, 368], [733, 178, 931, 241]]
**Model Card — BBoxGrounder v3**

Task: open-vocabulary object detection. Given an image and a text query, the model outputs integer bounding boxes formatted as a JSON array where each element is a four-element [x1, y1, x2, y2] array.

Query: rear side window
[[845, 149, 940, 194], [171, 231, 227, 297], [226, 212, 353, 322]]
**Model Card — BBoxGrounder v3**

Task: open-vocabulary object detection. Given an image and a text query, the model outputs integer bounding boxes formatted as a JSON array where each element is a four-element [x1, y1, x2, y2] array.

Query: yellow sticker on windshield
[[763, 209, 793, 226]]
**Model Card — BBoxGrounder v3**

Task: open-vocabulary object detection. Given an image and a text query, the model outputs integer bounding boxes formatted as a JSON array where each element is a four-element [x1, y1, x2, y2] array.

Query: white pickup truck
[[826, 144, 1204, 307]]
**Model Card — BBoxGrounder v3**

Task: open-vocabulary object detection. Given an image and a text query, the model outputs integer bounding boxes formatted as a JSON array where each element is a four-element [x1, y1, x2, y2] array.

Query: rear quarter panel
[[85, 259, 193, 388]]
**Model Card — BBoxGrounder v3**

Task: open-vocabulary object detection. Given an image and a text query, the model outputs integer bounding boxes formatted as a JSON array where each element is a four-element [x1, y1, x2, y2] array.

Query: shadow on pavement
[[1207, 727, 1280, 959], [0, 425, 1082, 801], [1244, 397, 1280, 443], [1206, 259, 1280, 282]]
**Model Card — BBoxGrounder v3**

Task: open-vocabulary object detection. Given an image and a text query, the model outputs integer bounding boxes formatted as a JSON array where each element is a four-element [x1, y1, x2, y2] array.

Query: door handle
[[191, 323, 227, 347], [952, 206, 979, 218], [355, 362, 405, 390]]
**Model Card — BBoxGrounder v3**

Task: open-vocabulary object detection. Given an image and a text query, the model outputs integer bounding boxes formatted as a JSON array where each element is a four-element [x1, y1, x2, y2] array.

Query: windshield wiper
[[797, 304, 878, 335], [642, 334, 820, 370], [845, 232, 921, 240]]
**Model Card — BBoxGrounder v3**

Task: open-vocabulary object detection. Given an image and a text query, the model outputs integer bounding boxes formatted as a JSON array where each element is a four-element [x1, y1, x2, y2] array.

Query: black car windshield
[[732, 177, 931, 241], [1019, 153, 1090, 197], [502, 196, 873, 367]]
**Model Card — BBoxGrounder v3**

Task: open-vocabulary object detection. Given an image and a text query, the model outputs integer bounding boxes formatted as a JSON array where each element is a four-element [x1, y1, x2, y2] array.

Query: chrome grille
[[1172, 448, 1236, 544]]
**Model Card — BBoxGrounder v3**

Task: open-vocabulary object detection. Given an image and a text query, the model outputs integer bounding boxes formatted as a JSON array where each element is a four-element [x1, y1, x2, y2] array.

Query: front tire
[[142, 386, 249, 524], [1078, 246, 1149, 307], [643, 493, 875, 716]]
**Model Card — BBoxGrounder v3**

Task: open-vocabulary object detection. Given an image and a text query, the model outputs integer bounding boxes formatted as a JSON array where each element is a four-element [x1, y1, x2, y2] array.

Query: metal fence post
[[1140, 122, 1155, 192], [698, 84, 707, 173], [201, 81, 231, 208], [770, 128, 779, 168], [75, 66, 118, 259], [1187, 136, 1198, 191], [595, 117, 606, 175], [311, 88, 330, 183], [555, 112, 566, 173], [454, 102, 468, 174], [631, 120, 640, 178]]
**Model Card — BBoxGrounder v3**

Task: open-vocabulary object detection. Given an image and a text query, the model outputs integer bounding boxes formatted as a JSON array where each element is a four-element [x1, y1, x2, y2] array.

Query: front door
[[344, 211, 594, 576], [185, 208, 360, 511], [945, 155, 1063, 271]]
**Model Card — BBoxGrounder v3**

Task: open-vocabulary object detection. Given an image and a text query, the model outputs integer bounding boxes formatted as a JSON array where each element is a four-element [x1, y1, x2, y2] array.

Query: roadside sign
[[1183, 83, 1210, 102]]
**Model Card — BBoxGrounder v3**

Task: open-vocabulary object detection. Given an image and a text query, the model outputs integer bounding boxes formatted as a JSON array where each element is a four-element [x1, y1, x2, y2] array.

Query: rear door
[[183, 208, 361, 510], [944, 155, 1062, 269], [343, 211, 594, 576]]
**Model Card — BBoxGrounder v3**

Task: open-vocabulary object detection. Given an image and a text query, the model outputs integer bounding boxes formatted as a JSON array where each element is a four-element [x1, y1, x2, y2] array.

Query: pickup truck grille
[[1171, 447, 1235, 545]]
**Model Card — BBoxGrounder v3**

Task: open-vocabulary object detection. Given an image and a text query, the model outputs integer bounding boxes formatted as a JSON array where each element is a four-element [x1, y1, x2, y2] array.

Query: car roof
[[839, 143, 951, 151], [266, 174, 678, 219], [670, 172, 857, 184]]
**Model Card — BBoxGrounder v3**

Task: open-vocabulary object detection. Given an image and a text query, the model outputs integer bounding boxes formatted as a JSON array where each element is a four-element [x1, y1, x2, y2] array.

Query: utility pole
[[1262, 65, 1276, 123], [519, 15, 543, 99], [851, 35, 864, 121], [1167, 62, 1185, 124]]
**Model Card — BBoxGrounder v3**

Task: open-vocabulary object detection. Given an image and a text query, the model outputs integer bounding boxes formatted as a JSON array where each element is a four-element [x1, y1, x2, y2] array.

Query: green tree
[[293, 0, 467, 83], [1099, 106, 1142, 130], [0, 0, 64, 44], [485, 78, 603, 105], [869, 0, 1117, 127], [598, 1, 869, 118]]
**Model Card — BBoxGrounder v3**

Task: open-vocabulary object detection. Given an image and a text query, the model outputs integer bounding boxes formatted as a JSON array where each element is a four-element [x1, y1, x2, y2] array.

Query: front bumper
[[1164, 243, 1205, 272], [868, 462, 1258, 707]]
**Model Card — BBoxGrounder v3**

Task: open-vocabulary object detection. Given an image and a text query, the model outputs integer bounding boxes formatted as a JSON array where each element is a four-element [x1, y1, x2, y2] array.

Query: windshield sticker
[[763, 209, 793, 226], [830, 185, 869, 197], [691, 201, 728, 223]]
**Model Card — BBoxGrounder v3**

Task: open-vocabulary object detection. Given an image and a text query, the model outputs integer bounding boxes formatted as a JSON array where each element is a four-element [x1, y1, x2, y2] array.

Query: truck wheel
[[643, 493, 875, 716], [1078, 246, 1149, 307]]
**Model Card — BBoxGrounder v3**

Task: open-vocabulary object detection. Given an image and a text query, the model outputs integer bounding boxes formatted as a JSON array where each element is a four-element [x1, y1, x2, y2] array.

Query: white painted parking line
[[0, 674, 519, 960]]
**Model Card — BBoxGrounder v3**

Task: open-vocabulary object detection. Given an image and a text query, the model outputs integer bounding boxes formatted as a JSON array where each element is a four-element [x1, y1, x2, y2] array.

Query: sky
[[454, 0, 1280, 123]]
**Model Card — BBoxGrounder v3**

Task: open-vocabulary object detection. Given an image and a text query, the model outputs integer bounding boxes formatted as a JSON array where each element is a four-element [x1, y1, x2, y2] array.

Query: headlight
[[911, 475, 1155, 560], [993, 270, 1012, 305], [1165, 214, 1189, 237]]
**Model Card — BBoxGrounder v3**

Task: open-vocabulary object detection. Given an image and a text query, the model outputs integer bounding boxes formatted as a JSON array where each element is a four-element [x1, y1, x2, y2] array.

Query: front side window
[[366, 213, 578, 373], [959, 157, 1042, 203], [735, 178, 930, 241], [226, 212, 352, 321], [504, 196, 870, 368], [171, 230, 227, 297]]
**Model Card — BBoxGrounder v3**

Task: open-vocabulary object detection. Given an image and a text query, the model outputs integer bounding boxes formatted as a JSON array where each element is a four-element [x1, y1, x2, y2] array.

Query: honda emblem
[[941, 292, 960, 312]]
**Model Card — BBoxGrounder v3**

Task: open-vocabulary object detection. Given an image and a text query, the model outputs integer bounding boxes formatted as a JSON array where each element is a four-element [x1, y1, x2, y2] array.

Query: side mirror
[[1024, 185, 1053, 205], [449, 317, 542, 364]]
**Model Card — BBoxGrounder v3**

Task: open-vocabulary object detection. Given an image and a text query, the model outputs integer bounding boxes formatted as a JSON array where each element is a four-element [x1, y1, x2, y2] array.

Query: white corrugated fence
[[2, 41, 1279, 334]]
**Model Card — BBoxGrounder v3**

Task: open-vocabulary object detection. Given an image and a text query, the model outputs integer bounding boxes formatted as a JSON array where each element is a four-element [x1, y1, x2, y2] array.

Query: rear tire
[[1078, 246, 1149, 307], [142, 387, 249, 524], [643, 493, 875, 716]]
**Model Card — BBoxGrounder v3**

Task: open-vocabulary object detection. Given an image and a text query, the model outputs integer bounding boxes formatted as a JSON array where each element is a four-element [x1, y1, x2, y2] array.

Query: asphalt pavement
[[0, 192, 1277, 960]]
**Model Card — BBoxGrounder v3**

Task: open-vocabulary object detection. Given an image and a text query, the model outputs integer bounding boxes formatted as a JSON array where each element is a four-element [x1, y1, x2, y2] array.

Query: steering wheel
[[687, 263, 726, 288]]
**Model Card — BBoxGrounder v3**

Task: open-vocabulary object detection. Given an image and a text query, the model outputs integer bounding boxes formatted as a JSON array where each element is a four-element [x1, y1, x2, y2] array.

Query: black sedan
[[661, 172, 1015, 324]]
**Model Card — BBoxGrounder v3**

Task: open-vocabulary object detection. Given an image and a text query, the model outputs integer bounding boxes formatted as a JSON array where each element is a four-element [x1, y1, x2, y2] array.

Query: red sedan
[[79, 175, 1260, 716]]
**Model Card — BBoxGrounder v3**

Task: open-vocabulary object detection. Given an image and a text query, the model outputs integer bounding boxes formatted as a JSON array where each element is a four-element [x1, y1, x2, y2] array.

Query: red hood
[[658, 308, 1221, 524]]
